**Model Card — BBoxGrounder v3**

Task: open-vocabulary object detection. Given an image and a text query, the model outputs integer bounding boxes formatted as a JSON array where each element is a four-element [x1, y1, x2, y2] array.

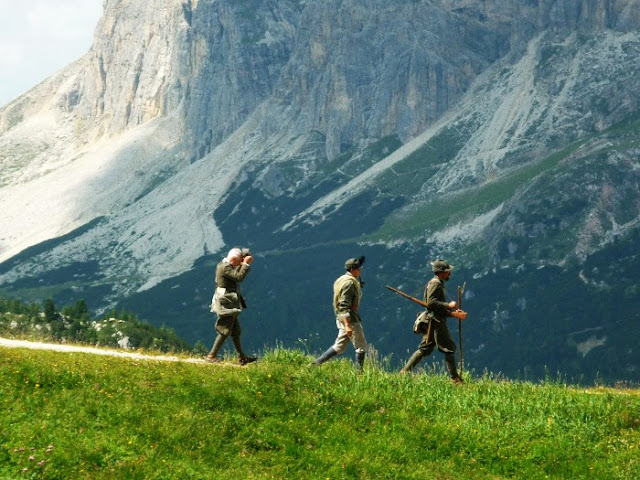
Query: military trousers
[[215, 313, 242, 337], [332, 318, 367, 354], [417, 318, 456, 356], [403, 318, 458, 375], [210, 313, 245, 357]]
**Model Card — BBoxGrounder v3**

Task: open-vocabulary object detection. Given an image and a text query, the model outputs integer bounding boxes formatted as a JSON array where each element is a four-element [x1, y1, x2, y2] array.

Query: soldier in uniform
[[206, 248, 257, 365], [312, 256, 367, 370], [400, 259, 464, 383]]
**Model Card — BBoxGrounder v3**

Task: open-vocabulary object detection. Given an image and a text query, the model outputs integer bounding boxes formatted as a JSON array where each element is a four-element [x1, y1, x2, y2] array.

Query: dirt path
[[2, 337, 637, 393], [0, 336, 208, 364]]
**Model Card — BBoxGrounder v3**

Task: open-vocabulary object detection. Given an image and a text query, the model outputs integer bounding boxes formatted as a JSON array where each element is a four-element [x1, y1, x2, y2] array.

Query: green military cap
[[431, 259, 454, 273], [345, 256, 365, 270]]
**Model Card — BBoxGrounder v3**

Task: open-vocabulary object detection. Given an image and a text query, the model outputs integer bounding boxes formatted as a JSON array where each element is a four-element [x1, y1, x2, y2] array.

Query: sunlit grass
[[1, 346, 638, 479]]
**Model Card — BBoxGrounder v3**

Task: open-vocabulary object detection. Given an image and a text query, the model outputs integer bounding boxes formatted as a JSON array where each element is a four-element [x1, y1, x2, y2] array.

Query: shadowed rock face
[[0, 0, 639, 383]]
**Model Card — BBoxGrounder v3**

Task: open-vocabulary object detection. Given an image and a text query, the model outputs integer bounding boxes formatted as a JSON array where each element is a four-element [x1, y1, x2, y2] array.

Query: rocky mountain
[[1, 0, 639, 384]]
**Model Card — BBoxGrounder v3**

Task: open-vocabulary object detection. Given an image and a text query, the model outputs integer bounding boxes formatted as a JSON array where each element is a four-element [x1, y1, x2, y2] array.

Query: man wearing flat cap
[[312, 256, 367, 370], [400, 259, 464, 383]]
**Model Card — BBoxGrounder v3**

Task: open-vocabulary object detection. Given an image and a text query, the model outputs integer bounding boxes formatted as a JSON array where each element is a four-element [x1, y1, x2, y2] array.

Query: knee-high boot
[[313, 347, 338, 365], [400, 350, 424, 373], [355, 350, 366, 371], [445, 353, 462, 383]]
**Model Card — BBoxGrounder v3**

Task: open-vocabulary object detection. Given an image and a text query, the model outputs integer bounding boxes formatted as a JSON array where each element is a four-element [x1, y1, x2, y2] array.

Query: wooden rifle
[[385, 285, 467, 320], [384, 285, 428, 308]]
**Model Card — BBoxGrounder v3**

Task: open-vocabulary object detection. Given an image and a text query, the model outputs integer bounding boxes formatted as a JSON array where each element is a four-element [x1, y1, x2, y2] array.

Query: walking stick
[[457, 282, 466, 375]]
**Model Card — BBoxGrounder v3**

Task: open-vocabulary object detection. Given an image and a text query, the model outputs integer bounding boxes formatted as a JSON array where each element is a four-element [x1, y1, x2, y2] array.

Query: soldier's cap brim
[[431, 261, 454, 272]]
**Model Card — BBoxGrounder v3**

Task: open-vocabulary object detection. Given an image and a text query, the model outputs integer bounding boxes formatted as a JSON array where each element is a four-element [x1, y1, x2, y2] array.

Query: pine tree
[[43, 298, 58, 323]]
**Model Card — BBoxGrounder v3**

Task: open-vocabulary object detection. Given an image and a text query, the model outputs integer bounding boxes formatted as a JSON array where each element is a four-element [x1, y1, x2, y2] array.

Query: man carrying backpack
[[311, 256, 367, 371], [206, 247, 257, 365], [399, 259, 464, 383]]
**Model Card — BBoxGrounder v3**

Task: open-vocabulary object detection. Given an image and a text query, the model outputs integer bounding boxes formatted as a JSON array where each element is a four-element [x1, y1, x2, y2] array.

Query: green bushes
[[0, 297, 191, 353]]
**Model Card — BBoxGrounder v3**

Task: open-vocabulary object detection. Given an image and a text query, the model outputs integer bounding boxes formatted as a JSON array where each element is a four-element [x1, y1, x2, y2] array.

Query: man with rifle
[[399, 259, 465, 383]]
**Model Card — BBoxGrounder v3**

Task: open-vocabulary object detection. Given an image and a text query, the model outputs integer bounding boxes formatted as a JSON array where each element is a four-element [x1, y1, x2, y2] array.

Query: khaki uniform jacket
[[425, 275, 452, 322], [210, 260, 250, 315], [333, 272, 362, 323]]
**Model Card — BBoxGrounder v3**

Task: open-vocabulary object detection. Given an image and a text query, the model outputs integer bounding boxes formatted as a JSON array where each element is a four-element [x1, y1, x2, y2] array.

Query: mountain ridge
[[1, 0, 639, 383]]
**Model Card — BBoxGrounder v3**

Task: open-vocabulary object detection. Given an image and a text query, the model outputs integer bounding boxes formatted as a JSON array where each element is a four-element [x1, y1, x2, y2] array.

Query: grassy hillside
[[1, 347, 638, 479]]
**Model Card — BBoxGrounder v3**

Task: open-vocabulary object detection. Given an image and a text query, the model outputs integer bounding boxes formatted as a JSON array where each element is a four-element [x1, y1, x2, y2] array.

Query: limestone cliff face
[[0, 1, 639, 381], [2, 0, 636, 160], [180, 0, 305, 158], [1, 0, 638, 276], [81, 0, 190, 132]]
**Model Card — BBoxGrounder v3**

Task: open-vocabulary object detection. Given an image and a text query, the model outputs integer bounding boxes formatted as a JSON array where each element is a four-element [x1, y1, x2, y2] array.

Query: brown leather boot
[[239, 355, 257, 366]]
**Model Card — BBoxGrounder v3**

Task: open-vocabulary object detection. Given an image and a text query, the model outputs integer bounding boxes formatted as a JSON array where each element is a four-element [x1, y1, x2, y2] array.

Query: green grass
[[1, 346, 638, 479], [370, 141, 585, 241], [368, 113, 640, 243]]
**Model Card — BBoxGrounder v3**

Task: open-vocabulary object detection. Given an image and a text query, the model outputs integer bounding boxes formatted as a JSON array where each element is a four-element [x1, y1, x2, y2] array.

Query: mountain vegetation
[[1, 346, 638, 479], [0, 297, 194, 354]]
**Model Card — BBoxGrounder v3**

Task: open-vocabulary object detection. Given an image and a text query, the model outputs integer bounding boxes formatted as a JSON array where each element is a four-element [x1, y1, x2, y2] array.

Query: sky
[[0, 0, 104, 107]]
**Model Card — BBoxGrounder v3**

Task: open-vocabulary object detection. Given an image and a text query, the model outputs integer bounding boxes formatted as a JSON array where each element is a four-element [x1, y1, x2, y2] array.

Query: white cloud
[[0, 0, 103, 107]]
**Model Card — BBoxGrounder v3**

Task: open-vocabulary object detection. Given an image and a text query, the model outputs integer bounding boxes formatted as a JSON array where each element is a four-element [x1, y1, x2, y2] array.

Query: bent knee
[[332, 341, 349, 355]]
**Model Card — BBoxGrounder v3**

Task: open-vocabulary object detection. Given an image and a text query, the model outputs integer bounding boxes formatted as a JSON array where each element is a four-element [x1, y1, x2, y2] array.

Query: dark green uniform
[[208, 260, 251, 358], [401, 275, 459, 377]]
